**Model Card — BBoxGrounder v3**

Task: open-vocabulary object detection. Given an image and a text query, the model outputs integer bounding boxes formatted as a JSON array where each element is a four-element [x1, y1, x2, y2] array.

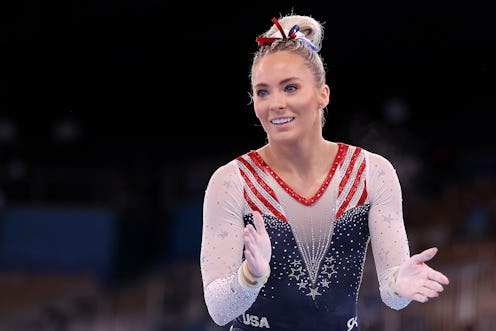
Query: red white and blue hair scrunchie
[[256, 17, 318, 51]]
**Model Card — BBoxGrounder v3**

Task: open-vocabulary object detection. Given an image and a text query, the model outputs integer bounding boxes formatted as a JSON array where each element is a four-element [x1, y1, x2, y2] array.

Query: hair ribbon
[[255, 17, 318, 51]]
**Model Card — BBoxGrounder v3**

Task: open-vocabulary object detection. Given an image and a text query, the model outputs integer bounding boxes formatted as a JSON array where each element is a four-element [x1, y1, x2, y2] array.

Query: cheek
[[292, 97, 316, 114], [253, 102, 266, 120]]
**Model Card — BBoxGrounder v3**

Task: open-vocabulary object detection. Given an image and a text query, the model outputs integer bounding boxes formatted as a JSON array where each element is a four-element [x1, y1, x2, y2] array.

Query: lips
[[270, 117, 295, 125]]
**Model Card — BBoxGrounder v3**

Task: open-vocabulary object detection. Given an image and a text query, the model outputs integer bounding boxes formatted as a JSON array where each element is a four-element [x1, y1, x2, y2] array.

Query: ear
[[318, 84, 330, 108]]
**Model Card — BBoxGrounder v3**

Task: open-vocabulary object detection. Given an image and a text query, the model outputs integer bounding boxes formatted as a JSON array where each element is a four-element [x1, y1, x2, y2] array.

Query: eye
[[284, 84, 297, 93], [256, 89, 269, 97]]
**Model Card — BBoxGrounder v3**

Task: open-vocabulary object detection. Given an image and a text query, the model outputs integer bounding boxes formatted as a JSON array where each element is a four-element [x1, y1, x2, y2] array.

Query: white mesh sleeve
[[366, 152, 412, 309], [200, 161, 262, 325]]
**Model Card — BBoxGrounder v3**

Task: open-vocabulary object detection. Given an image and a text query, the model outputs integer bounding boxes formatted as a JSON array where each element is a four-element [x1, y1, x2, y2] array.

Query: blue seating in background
[[0, 206, 118, 283]]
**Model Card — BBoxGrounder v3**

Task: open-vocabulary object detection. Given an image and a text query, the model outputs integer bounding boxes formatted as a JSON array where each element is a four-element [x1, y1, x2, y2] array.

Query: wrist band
[[239, 260, 270, 288], [389, 266, 400, 296]]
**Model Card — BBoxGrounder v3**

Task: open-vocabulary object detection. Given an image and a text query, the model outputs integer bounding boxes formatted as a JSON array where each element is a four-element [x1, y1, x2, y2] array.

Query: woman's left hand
[[395, 247, 450, 302]]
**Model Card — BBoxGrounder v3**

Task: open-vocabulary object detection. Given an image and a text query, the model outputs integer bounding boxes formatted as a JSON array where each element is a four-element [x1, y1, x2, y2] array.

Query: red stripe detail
[[337, 143, 349, 168], [244, 189, 261, 214], [238, 155, 279, 203], [339, 147, 362, 195], [356, 182, 368, 206], [337, 155, 366, 219], [247, 151, 264, 168], [239, 168, 287, 222]]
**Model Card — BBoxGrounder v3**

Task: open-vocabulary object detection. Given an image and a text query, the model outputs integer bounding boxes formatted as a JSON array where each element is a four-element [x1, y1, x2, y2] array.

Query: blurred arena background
[[1, 1, 495, 330]]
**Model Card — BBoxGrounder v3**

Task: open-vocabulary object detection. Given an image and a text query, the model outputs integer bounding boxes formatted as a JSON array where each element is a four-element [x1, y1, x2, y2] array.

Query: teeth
[[271, 117, 294, 124]]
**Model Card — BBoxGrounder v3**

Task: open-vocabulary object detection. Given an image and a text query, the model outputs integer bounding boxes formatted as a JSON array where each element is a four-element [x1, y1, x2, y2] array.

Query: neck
[[262, 138, 333, 175]]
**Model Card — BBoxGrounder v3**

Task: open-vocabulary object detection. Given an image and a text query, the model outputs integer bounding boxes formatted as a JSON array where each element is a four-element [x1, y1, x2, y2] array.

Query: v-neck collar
[[248, 143, 346, 206]]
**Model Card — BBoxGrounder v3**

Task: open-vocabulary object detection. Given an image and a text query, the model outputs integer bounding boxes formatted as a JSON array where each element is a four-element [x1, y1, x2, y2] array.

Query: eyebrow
[[253, 77, 300, 89]]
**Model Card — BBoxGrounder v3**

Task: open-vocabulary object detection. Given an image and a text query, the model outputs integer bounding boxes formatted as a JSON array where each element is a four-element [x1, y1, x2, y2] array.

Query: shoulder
[[208, 151, 253, 182], [338, 142, 396, 172], [209, 159, 238, 180], [341, 142, 390, 161]]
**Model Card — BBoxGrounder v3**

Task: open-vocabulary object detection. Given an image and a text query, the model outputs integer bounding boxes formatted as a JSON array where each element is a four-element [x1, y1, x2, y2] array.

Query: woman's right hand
[[243, 211, 272, 277]]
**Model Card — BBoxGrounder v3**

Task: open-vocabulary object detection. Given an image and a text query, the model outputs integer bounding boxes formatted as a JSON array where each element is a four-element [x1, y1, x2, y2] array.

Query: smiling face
[[251, 51, 329, 146]]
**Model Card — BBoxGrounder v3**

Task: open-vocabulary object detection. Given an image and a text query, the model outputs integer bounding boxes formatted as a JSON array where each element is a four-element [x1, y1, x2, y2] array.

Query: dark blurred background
[[1, 1, 495, 330]]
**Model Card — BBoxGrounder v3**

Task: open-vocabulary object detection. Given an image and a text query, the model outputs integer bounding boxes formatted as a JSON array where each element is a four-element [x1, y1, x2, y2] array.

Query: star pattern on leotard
[[290, 259, 302, 267], [255, 205, 370, 303], [289, 266, 305, 281], [322, 264, 337, 278], [383, 214, 393, 224], [325, 256, 335, 264], [320, 279, 330, 288], [297, 280, 308, 289], [307, 287, 322, 300]]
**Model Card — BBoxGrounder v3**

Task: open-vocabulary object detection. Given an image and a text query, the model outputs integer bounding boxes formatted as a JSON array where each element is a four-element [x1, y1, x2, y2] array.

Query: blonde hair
[[250, 14, 328, 125], [250, 14, 327, 87]]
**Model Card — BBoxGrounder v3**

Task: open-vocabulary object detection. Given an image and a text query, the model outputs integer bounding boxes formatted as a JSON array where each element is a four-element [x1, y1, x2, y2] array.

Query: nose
[[269, 92, 285, 111]]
